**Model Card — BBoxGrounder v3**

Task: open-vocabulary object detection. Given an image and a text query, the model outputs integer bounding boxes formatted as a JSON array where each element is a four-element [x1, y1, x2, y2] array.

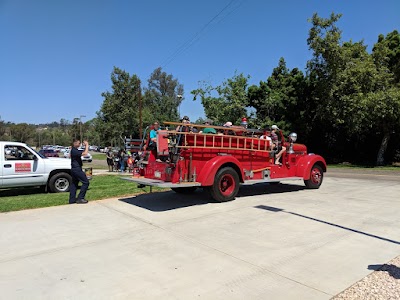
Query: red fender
[[295, 154, 327, 180], [197, 155, 244, 186]]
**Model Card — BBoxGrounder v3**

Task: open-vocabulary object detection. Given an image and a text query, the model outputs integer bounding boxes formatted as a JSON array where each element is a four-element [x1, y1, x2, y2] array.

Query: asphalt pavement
[[0, 173, 399, 299]]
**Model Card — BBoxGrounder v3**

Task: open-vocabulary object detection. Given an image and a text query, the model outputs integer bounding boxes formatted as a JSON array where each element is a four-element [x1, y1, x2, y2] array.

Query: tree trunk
[[376, 132, 390, 166]]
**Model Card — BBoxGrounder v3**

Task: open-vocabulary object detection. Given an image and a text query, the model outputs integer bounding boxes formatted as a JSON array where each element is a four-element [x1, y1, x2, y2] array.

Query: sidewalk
[[1, 177, 400, 299]]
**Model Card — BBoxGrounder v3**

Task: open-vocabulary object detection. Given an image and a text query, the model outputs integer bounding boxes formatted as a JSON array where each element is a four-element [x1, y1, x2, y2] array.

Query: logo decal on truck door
[[15, 163, 31, 172]]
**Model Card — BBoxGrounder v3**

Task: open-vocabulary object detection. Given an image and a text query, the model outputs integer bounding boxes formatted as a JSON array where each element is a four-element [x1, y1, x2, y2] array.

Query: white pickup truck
[[0, 141, 72, 192]]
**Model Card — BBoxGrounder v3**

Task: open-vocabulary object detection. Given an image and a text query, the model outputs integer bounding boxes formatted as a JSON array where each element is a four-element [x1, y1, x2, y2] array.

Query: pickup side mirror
[[33, 155, 38, 161]]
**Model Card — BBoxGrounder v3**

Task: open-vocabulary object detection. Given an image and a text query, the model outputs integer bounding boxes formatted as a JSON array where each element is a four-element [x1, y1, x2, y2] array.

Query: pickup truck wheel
[[304, 165, 323, 189], [49, 172, 72, 193], [171, 187, 197, 194], [209, 167, 240, 202]]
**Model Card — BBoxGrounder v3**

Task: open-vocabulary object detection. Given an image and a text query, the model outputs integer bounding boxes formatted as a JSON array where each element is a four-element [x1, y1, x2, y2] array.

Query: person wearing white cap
[[223, 121, 233, 127], [260, 128, 272, 148], [271, 125, 286, 165]]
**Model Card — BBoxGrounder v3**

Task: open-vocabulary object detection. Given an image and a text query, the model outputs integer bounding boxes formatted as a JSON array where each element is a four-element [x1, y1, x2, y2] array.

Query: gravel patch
[[333, 255, 400, 300]]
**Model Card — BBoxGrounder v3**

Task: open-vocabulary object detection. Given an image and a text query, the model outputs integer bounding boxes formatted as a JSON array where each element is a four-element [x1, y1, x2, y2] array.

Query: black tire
[[208, 167, 240, 202], [269, 182, 280, 185], [48, 172, 72, 193], [171, 187, 197, 194], [304, 165, 324, 189]]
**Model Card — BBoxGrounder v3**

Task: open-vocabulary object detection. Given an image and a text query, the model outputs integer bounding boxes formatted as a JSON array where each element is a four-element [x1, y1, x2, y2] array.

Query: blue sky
[[1, 0, 399, 124]]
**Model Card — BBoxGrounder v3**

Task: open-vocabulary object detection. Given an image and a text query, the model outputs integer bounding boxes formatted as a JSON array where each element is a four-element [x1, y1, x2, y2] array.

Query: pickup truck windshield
[[27, 145, 46, 159]]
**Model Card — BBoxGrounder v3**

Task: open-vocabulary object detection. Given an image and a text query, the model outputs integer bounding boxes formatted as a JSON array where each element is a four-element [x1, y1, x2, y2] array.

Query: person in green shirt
[[202, 119, 217, 134]]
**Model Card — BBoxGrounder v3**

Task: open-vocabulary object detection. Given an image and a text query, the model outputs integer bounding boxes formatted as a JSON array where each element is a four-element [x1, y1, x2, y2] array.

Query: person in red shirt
[[127, 155, 134, 172]]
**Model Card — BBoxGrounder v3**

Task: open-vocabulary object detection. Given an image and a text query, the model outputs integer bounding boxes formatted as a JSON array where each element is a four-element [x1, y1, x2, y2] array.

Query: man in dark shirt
[[69, 139, 90, 204]]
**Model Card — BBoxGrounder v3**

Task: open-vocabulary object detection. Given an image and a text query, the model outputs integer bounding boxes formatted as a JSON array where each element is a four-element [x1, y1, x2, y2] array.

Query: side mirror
[[33, 155, 38, 161]]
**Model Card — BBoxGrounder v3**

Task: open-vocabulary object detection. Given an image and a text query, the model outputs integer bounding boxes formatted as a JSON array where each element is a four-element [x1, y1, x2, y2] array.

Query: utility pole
[[138, 81, 143, 139], [177, 94, 183, 119], [79, 115, 86, 141]]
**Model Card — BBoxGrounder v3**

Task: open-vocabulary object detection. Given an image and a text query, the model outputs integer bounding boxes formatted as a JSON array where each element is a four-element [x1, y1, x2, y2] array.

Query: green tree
[[306, 12, 399, 164], [9, 123, 35, 143], [96, 67, 142, 144], [373, 30, 400, 84], [144, 67, 184, 122], [192, 72, 250, 125], [248, 58, 309, 134]]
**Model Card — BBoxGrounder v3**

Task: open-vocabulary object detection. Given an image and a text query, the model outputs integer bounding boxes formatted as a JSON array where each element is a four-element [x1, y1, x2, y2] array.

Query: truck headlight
[[289, 132, 297, 143]]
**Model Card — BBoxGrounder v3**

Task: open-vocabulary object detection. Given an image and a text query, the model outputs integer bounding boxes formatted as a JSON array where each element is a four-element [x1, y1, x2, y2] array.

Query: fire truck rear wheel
[[171, 187, 197, 194], [208, 167, 240, 202], [304, 164, 323, 189]]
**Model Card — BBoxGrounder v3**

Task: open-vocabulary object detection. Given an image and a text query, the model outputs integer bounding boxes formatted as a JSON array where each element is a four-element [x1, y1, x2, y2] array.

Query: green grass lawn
[[0, 175, 163, 213], [328, 164, 400, 171], [91, 153, 106, 160]]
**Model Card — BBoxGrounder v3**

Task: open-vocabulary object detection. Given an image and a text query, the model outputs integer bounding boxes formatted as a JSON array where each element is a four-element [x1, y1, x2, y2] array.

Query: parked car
[[39, 149, 59, 158], [63, 149, 70, 158], [82, 153, 93, 163], [64, 149, 92, 162], [59, 147, 68, 153]]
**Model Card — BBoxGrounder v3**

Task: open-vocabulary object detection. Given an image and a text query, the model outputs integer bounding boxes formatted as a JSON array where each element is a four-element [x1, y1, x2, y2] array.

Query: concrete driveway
[[0, 174, 399, 299]]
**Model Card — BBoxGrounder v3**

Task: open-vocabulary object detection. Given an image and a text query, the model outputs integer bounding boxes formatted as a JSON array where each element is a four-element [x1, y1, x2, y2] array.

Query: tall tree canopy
[[144, 67, 184, 122], [96, 67, 142, 144], [307, 13, 400, 164], [95, 66, 184, 146], [248, 58, 309, 134], [191, 72, 249, 125], [192, 12, 400, 165]]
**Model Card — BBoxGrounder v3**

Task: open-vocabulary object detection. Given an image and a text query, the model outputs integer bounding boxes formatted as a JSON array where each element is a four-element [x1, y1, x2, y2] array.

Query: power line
[[161, 0, 243, 68]]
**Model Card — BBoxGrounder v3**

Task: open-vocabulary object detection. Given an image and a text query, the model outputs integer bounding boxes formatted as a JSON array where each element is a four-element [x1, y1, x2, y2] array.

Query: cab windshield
[[27, 145, 46, 159]]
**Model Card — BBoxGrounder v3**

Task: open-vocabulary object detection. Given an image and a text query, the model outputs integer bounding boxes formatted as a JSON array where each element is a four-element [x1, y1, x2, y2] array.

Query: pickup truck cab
[[0, 141, 72, 192]]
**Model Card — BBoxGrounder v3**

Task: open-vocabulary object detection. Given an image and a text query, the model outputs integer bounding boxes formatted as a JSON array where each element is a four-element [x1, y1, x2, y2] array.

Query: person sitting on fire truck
[[148, 121, 160, 150], [176, 116, 189, 131], [222, 121, 236, 135], [271, 125, 286, 165], [201, 119, 217, 134]]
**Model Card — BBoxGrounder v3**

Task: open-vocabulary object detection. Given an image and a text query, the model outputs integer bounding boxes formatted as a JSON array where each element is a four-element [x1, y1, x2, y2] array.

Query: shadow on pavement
[[368, 264, 400, 279], [238, 183, 306, 197], [256, 205, 400, 245], [119, 183, 306, 212], [119, 190, 209, 212]]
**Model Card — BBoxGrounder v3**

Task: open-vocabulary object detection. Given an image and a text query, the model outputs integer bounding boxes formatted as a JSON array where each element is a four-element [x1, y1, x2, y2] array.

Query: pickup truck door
[[2, 145, 46, 188], [0, 145, 3, 187]]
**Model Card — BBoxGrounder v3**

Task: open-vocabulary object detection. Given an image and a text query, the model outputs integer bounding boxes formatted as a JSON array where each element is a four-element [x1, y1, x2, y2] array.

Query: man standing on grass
[[69, 139, 90, 204]]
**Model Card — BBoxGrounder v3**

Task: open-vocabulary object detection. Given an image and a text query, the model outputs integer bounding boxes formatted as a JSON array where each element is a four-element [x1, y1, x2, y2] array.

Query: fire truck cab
[[125, 122, 326, 202]]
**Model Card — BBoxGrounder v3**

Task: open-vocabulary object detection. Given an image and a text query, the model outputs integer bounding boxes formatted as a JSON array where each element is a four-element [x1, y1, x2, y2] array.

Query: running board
[[121, 177, 201, 188], [242, 177, 303, 185]]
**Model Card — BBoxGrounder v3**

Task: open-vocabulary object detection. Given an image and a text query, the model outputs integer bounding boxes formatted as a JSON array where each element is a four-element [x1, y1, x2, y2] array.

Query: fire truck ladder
[[171, 131, 272, 153]]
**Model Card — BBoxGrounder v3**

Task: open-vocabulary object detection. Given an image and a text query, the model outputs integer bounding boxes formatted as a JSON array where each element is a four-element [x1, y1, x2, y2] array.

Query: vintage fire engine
[[125, 122, 326, 202]]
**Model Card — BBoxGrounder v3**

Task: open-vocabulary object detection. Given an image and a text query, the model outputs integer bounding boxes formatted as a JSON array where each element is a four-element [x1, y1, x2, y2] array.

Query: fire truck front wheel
[[208, 167, 240, 202], [171, 187, 197, 194], [304, 164, 324, 189]]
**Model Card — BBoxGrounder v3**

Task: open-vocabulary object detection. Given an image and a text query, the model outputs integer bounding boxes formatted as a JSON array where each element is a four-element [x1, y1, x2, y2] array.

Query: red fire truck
[[125, 122, 326, 202]]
